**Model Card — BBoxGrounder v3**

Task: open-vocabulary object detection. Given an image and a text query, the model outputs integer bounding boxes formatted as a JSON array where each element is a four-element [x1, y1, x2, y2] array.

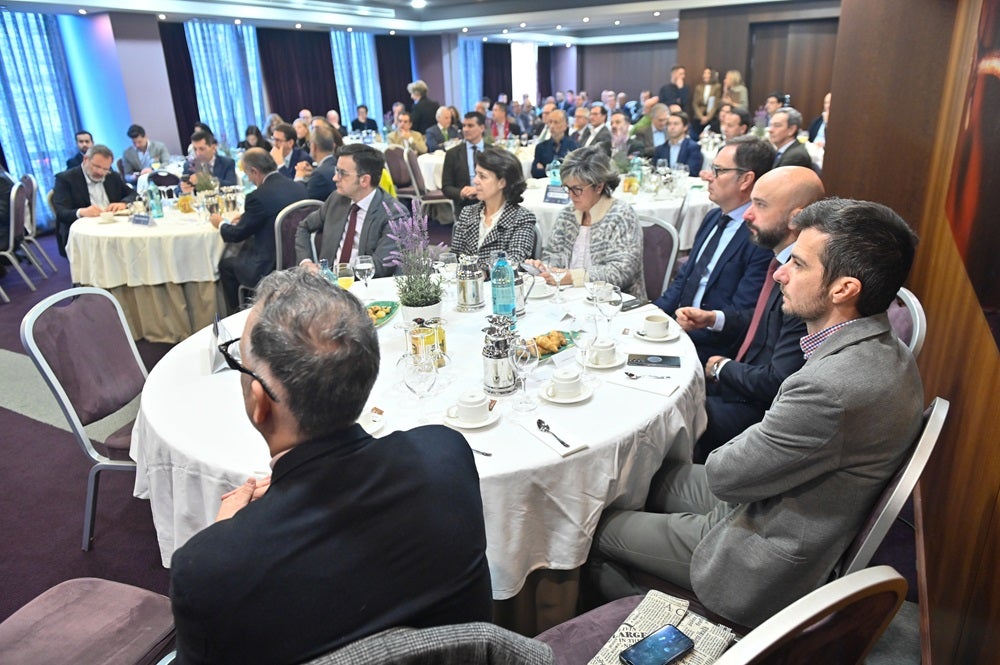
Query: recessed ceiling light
[[507, 39, 512, 44], [482, 36, 488, 42], [462, 27, 468, 33], [347, 27, 353, 32], [158, 14, 166, 20], [234, 19, 241, 25], [614, 20, 620, 25], [295, 23, 302, 29], [77, 8, 87, 14], [502, 28, 508, 34], [582, 17, 589, 23], [555, 24, 562, 30], [389, 30, 396, 35], [411, 0, 427, 8], [548, 42, 553, 46], [565, 43, 571, 48], [653, 11, 661, 17], [519, 22, 526, 28]]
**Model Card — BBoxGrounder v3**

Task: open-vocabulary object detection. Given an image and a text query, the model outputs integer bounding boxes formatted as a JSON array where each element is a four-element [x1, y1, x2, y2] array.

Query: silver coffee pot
[[481, 314, 517, 395], [456, 254, 485, 312], [514, 269, 536, 317]]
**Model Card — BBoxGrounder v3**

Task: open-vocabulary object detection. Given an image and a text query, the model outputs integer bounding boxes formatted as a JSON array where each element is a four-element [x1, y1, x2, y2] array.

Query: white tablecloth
[[418, 149, 534, 190], [131, 278, 706, 598], [522, 177, 716, 252]]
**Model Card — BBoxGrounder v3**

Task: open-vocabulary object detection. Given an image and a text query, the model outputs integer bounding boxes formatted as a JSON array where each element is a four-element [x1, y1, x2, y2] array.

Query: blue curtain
[[330, 30, 384, 133], [184, 21, 268, 151], [458, 38, 483, 115], [0, 11, 81, 229]]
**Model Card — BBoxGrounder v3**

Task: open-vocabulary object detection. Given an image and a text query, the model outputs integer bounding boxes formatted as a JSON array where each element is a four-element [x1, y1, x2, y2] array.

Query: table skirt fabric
[[111, 282, 222, 344]]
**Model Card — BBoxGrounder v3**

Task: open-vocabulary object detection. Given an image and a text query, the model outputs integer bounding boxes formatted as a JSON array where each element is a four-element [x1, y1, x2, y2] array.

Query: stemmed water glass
[[354, 255, 375, 299], [656, 158, 669, 177], [401, 350, 438, 401], [583, 265, 607, 304], [546, 257, 570, 304], [595, 284, 623, 340], [571, 315, 599, 386], [435, 251, 458, 301], [508, 337, 541, 412]]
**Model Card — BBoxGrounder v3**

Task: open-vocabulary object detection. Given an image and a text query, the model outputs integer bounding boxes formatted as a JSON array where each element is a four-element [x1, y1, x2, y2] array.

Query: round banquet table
[[418, 148, 534, 190], [67, 208, 224, 343], [521, 176, 716, 252], [130, 278, 707, 611]]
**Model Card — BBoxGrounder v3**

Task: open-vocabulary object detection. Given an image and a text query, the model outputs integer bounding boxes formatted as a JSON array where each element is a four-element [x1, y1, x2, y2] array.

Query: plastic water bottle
[[319, 259, 337, 284], [147, 182, 164, 219], [491, 251, 517, 325]]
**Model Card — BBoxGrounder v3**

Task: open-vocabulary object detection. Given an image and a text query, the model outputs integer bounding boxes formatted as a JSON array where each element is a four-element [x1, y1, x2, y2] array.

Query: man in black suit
[[270, 123, 311, 180], [654, 136, 775, 364], [294, 144, 399, 276], [768, 107, 813, 169], [296, 125, 337, 202], [425, 106, 460, 152], [211, 148, 307, 313], [531, 110, 578, 178], [181, 129, 238, 193], [676, 166, 825, 461], [170, 268, 493, 664], [407, 79, 440, 134], [441, 111, 487, 213], [51, 144, 136, 256], [658, 65, 690, 112], [66, 130, 93, 170], [580, 104, 612, 149]]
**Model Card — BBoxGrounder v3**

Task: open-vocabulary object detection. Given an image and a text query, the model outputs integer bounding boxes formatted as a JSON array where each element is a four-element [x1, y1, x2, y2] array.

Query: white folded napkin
[[606, 373, 680, 397], [515, 418, 589, 458]]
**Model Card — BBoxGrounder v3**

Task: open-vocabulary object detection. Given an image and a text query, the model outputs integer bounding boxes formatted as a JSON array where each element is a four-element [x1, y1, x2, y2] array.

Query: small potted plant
[[384, 201, 446, 320]]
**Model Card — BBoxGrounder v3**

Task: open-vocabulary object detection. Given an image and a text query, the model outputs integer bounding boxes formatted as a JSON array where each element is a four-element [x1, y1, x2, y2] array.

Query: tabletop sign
[[131, 213, 152, 226], [543, 185, 570, 205]]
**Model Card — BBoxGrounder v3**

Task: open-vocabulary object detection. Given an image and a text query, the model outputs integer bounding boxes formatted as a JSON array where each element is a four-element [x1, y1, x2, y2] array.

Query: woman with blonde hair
[[722, 70, 748, 109]]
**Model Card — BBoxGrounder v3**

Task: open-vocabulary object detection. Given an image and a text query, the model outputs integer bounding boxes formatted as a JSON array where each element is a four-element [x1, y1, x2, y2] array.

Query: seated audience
[[569, 106, 589, 144], [808, 92, 832, 147], [186, 122, 214, 156], [425, 106, 460, 152], [325, 109, 343, 133], [270, 123, 312, 179], [295, 144, 399, 277], [590, 197, 923, 628], [450, 147, 537, 273], [351, 105, 379, 133], [580, 104, 612, 149], [633, 103, 670, 158], [526, 146, 645, 299], [211, 148, 307, 313], [170, 268, 493, 664], [676, 166, 824, 461], [386, 112, 428, 154], [532, 102, 555, 140], [181, 130, 238, 192], [442, 111, 487, 214], [66, 130, 92, 169], [295, 125, 339, 202], [769, 107, 813, 168], [122, 124, 170, 184], [515, 101, 535, 135], [609, 110, 644, 156], [292, 118, 310, 150], [488, 102, 521, 141], [52, 144, 136, 256], [264, 113, 284, 141], [764, 92, 784, 120], [238, 125, 272, 152], [653, 111, 704, 174], [531, 109, 577, 179], [298, 108, 313, 123], [721, 106, 751, 140]]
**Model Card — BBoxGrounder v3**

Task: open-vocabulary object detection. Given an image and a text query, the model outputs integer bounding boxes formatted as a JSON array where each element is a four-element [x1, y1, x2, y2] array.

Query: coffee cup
[[570, 268, 586, 288], [644, 314, 671, 338], [588, 339, 617, 366], [546, 366, 583, 399], [447, 390, 490, 424], [100, 211, 114, 222]]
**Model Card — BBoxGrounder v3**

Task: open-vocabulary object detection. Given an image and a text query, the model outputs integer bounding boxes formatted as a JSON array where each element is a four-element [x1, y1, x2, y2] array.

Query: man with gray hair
[[425, 105, 460, 152], [407, 79, 440, 134], [52, 144, 136, 256], [210, 147, 307, 313], [633, 102, 671, 158], [768, 107, 813, 169], [170, 268, 493, 663], [297, 124, 339, 201]]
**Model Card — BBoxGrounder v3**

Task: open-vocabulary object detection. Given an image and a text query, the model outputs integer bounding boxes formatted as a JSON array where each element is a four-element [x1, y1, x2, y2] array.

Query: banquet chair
[[3, 182, 42, 291], [837, 396, 949, 576], [19, 174, 58, 273], [536, 566, 906, 665], [638, 214, 679, 299], [384, 146, 415, 205], [149, 170, 180, 193], [533, 221, 544, 259], [20, 287, 148, 551], [311, 230, 323, 263], [274, 198, 322, 269], [404, 148, 456, 223], [0, 577, 175, 665], [887, 287, 927, 357]]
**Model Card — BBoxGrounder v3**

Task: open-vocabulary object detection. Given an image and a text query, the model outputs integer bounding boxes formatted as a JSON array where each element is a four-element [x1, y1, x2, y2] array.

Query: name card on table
[[131, 214, 152, 226], [543, 185, 570, 205]]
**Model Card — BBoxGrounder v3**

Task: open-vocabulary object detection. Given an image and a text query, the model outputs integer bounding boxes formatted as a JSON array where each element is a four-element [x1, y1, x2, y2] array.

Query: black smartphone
[[619, 624, 694, 665], [627, 354, 681, 368], [621, 298, 650, 312]]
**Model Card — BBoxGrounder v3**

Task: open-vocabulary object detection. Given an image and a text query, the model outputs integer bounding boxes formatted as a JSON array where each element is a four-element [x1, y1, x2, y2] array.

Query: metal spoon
[[471, 447, 492, 457], [536, 419, 570, 448], [624, 371, 672, 380]]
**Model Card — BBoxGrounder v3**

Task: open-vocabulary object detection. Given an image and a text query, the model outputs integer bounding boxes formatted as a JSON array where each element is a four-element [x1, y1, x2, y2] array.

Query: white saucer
[[528, 284, 555, 299], [359, 411, 385, 435], [443, 409, 501, 430], [632, 328, 680, 343], [577, 350, 628, 369], [539, 382, 595, 404]]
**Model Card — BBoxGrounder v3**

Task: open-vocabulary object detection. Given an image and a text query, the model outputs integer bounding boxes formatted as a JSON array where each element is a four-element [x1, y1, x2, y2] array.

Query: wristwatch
[[710, 358, 730, 382]]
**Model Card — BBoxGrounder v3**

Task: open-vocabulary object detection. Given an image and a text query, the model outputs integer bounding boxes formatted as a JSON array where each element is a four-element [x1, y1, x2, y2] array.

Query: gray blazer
[[692, 313, 923, 627], [122, 140, 171, 182], [294, 188, 399, 277]]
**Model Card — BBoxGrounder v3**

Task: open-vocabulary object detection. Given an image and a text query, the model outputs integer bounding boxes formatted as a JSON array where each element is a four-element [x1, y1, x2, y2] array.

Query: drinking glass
[[508, 337, 541, 412], [336, 263, 355, 290], [401, 352, 438, 399], [595, 284, 623, 340], [546, 258, 570, 304], [583, 265, 607, 303], [656, 159, 669, 177], [354, 255, 375, 296], [571, 315, 599, 385], [435, 251, 458, 301]]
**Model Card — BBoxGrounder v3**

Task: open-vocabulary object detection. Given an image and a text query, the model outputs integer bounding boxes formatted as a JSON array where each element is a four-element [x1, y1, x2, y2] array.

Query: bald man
[[674, 166, 826, 460]]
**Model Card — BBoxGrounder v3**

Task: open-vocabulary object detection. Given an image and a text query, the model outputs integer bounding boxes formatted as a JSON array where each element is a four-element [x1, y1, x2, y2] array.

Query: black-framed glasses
[[562, 184, 590, 196], [710, 165, 749, 178], [334, 168, 357, 178], [218, 337, 281, 402]]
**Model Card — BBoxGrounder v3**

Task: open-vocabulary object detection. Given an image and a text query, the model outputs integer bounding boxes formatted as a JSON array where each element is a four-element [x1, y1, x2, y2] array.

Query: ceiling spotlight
[[295, 23, 302, 29], [582, 17, 589, 23], [77, 8, 87, 14], [653, 11, 661, 16], [555, 24, 562, 30], [507, 39, 512, 44], [389, 30, 396, 35], [411, 0, 427, 8], [614, 20, 620, 25], [502, 28, 508, 34], [565, 43, 571, 48], [234, 19, 241, 25], [462, 27, 468, 32], [519, 22, 526, 28], [158, 14, 166, 20], [347, 27, 353, 32], [482, 36, 488, 41]]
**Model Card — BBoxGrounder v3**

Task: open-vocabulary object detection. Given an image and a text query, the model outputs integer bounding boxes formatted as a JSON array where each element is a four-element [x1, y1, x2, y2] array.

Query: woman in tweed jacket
[[527, 146, 646, 299], [450, 147, 537, 273]]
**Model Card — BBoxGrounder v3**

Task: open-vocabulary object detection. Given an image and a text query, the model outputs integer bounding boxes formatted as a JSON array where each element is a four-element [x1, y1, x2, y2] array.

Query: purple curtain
[[536, 46, 553, 100], [482, 43, 512, 103], [376, 35, 413, 118], [256, 28, 339, 122], [158, 22, 200, 149]]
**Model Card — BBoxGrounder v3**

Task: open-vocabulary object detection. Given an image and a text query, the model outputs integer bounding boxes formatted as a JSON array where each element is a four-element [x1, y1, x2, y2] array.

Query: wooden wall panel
[[578, 41, 676, 101]]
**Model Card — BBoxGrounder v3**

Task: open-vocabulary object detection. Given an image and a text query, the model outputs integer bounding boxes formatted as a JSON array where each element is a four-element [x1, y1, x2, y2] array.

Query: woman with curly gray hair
[[526, 146, 645, 298]]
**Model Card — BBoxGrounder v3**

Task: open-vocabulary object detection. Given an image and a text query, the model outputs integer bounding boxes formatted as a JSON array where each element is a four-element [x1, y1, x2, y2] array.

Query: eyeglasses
[[218, 337, 281, 402], [562, 184, 591, 197], [710, 165, 749, 178], [334, 168, 358, 178]]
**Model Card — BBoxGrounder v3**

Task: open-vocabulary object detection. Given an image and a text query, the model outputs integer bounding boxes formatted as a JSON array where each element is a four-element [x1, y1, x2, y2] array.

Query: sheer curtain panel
[[330, 30, 384, 134], [184, 21, 268, 150], [0, 11, 81, 229], [458, 38, 483, 115]]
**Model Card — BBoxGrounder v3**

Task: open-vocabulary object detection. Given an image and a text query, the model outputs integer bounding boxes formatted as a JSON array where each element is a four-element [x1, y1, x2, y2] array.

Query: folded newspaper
[[588, 590, 736, 665]]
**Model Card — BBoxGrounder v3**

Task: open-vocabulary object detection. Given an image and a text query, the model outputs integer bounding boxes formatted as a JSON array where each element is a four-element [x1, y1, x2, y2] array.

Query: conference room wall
[[822, 0, 1000, 662], [576, 41, 677, 102], [550, 45, 578, 101], [411, 35, 447, 108]]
